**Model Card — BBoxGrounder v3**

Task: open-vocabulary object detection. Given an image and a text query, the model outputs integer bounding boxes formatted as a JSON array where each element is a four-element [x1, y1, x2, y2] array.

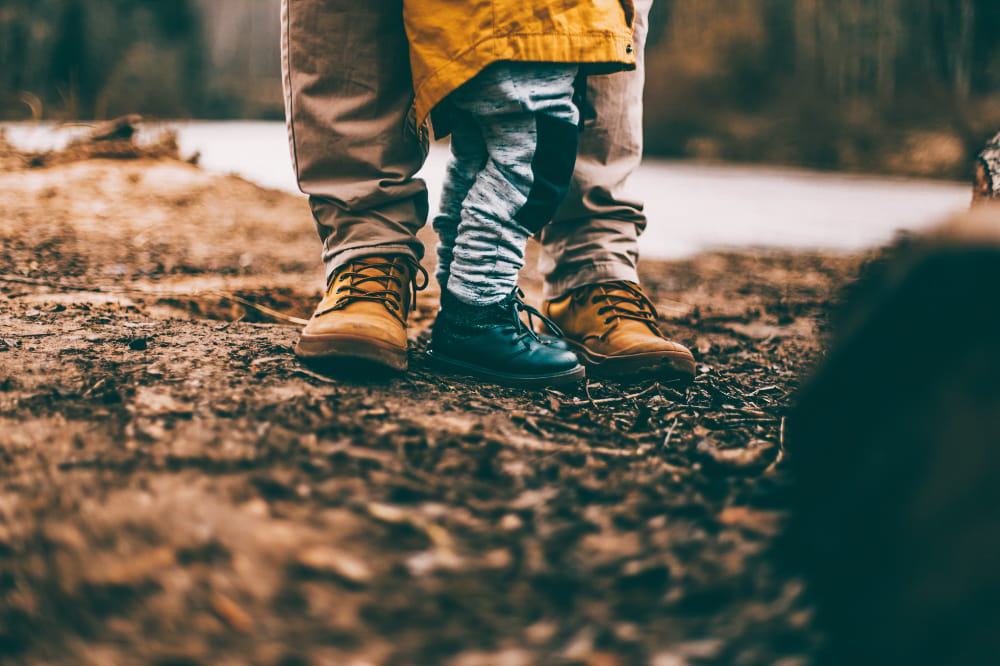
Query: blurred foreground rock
[[787, 203, 1000, 664]]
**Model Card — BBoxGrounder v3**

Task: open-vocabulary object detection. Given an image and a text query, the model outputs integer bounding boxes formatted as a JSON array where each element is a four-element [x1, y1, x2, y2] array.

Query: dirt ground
[[0, 136, 863, 665]]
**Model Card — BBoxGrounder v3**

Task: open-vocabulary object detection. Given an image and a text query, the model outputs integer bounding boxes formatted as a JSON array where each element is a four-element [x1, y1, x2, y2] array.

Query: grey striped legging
[[433, 62, 580, 305]]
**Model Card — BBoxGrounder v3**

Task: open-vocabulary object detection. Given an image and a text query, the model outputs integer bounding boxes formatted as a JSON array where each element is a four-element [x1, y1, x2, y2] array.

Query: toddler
[[427, 62, 586, 386], [402, 0, 636, 386]]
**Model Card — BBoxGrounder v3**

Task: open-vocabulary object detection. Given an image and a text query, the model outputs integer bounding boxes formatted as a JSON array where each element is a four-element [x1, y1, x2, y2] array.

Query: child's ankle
[[440, 289, 511, 329]]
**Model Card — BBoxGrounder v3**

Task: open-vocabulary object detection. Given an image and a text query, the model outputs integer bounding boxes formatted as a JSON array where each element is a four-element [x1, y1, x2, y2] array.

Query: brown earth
[[0, 136, 863, 664]]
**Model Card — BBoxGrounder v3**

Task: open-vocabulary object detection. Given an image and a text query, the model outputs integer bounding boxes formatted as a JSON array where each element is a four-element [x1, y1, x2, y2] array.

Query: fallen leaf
[[697, 438, 778, 474], [211, 593, 253, 633], [86, 547, 175, 585], [297, 545, 373, 586], [718, 506, 784, 535]]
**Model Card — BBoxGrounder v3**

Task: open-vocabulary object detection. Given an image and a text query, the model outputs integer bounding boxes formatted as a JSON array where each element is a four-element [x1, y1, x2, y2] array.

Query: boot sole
[[295, 333, 408, 372], [567, 341, 696, 383], [427, 351, 586, 388]]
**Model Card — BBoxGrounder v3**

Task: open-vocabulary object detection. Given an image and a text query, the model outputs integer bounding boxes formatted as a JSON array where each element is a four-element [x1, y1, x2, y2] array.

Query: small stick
[[565, 383, 661, 407], [656, 460, 688, 476], [293, 368, 339, 385], [215, 292, 308, 326], [662, 417, 679, 449], [584, 379, 599, 409], [249, 356, 288, 367], [521, 415, 546, 438], [503, 433, 658, 459], [746, 384, 782, 397], [765, 416, 788, 475], [2, 331, 56, 338]]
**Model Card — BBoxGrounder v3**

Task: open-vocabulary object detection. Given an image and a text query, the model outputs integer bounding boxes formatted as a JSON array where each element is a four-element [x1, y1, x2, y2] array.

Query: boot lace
[[574, 281, 663, 340], [512, 289, 566, 346], [320, 257, 429, 325]]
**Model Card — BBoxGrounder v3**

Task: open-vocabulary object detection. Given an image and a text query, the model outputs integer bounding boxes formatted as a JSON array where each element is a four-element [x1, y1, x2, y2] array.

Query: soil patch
[[0, 144, 863, 664]]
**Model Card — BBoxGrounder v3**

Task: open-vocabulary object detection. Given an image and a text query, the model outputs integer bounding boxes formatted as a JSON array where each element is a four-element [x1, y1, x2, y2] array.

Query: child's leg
[[432, 112, 487, 292], [445, 62, 580, 305]]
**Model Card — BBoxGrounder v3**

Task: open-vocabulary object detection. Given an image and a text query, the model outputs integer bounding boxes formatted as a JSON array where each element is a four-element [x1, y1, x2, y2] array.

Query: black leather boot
[[429, 289, 585, 387], [515, 289, 571, 352]]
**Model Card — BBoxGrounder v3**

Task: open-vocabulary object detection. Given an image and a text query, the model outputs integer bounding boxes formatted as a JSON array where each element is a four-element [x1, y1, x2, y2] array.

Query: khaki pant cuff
[[543, 260, 640, 301]]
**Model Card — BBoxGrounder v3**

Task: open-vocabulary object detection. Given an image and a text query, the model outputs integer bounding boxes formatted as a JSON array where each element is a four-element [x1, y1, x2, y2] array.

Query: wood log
[[74, 114, 144, 145], [785, 203, 1000, 665], [974, 131, 1000, 203]]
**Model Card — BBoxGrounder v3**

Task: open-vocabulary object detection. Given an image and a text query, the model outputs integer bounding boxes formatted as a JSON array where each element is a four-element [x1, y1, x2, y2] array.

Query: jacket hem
[[413, 32, 636, 126]]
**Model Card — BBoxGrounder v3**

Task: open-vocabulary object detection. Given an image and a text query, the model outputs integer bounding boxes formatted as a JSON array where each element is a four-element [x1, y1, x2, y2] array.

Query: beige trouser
[[282, 0, 651, 299]]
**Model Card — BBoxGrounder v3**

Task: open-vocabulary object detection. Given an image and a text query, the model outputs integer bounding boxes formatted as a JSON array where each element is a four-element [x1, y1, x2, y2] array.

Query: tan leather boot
[[295, 256, 427, 371], [543, 281, 696, 381]]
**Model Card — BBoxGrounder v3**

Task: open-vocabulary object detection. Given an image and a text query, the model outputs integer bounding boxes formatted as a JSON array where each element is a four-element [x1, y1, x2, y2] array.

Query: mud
[[0, 140, 862, 664]]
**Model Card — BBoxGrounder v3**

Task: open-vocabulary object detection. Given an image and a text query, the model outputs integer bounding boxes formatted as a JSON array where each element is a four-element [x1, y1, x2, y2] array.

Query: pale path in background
[[5, 121, 971, 259]]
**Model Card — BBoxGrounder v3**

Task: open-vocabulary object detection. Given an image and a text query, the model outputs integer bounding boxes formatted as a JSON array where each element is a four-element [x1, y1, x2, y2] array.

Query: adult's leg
[[538, 0, 652, 300], [538, 1, 696, 383], [282, 0, 428, 286]]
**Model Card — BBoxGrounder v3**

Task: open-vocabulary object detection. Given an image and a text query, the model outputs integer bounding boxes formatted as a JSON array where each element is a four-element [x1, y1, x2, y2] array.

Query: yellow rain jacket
[[404, 0, 636, 126]]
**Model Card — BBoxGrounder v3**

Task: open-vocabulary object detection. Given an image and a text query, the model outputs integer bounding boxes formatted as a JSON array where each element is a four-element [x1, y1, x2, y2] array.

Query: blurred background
[[1, 0, 998, 179]]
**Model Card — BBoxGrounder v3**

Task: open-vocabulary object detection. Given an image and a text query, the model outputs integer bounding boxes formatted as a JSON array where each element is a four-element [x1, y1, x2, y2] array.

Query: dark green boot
[[429, 290, 584, 388]]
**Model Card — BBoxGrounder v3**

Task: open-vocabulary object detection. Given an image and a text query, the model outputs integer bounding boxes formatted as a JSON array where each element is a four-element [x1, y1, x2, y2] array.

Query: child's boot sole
[[427, 351, 585, 388]]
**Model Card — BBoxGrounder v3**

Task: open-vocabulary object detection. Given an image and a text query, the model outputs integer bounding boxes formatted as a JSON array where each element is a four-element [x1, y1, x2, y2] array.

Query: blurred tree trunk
[[952, 0, 975, 101], [875, 0, 901, 104], [0, 0, 205, 119], [194, 0, 282, 116], [792, 0, 989, 104]]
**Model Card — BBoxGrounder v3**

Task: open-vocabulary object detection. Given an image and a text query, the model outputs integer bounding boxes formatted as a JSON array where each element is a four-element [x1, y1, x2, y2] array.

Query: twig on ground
[[655, 459, 689, 476], [249, 356, 288, 367], [746, 384, 782, 397], [663, 418, 679, 449], [765, 416, 787, 474], [565, 383, 662, 408], [721, 405, 771, 418], [293, 368, 339, 385], [512, 413, 587, 436], [520, 415, 546, 438], [366, 502, 459, 563], [502, 430, 659, 459], [3, 331, 57, 338], [215, 292, 308, 326]]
